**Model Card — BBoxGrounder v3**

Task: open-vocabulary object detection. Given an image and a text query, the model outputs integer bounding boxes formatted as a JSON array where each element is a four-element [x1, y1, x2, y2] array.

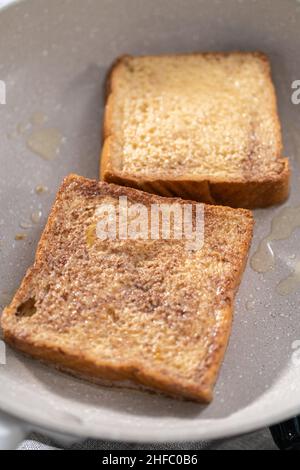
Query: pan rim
[[1, 0, 300, 444]]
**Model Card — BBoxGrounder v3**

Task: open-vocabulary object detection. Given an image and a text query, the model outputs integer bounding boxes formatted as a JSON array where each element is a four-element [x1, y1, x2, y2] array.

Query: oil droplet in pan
[[251, 205, 300, 273], [251, 240, 275, 273], [30, 112, 47, 127], [27, 128, 64, 161], [277, 261, 300, 296], [15, 233, 27, 241], [245, 300, 256, 311], [19, 221, 32, 230]]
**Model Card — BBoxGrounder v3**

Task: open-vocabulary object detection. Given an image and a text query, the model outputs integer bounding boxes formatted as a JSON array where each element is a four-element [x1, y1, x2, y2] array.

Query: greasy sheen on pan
[[1, 174, 254, 402], [100, 52, 290, 209]]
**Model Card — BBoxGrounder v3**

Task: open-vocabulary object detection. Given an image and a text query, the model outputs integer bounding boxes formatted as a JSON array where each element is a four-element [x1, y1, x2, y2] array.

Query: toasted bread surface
[[101, 52, 290, 208], [1, 174, 253, 402]]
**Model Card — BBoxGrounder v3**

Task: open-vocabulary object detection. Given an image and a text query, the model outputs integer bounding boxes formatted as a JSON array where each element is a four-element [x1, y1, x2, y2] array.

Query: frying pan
[[1, 0, 300, 448]]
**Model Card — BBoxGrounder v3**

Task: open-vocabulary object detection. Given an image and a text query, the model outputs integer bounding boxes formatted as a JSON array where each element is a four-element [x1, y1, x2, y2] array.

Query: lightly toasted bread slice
[[1, 174, 254, 402], [100, 52, 290, 209]]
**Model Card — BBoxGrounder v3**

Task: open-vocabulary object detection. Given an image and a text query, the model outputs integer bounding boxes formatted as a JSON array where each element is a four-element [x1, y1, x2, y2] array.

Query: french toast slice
[[101, 52, 290, 208], [1, 174, 253, 402]]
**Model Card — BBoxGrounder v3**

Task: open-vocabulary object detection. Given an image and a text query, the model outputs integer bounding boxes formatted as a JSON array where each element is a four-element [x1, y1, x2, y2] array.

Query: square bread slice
[[1, 174, 253, 402], [101, 52, 290, 209]]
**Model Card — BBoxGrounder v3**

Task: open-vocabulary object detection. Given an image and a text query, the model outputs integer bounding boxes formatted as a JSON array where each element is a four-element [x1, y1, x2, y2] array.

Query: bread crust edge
[[1, 174, 254, 403], [100, 52, 290, 209]]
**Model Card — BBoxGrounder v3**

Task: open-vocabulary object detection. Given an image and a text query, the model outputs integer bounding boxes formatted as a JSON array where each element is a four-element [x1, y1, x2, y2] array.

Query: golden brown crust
[[100, 52, 290, 209], [1, 174, 254, 403]]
